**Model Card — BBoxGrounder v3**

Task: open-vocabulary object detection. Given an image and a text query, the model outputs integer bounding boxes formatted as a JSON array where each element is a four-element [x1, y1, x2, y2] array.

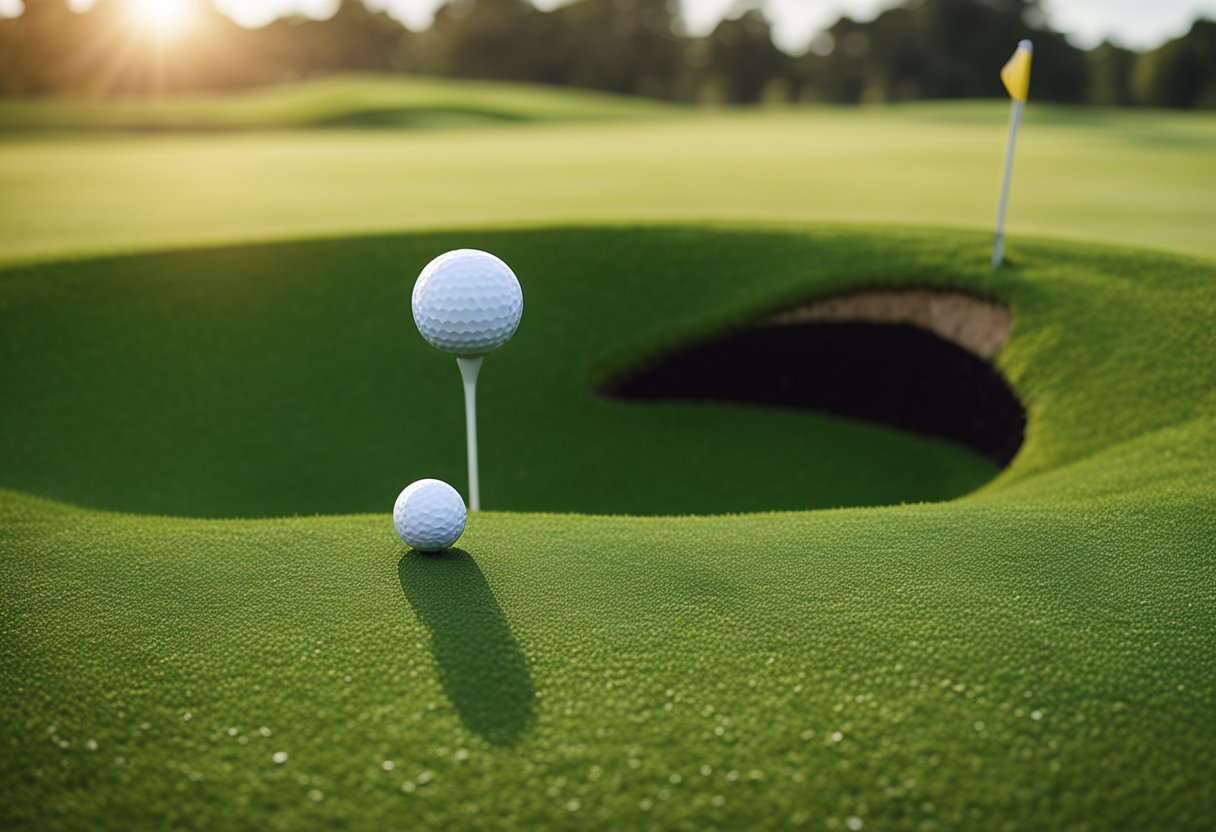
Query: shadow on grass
[[398, 549, 534, 746]]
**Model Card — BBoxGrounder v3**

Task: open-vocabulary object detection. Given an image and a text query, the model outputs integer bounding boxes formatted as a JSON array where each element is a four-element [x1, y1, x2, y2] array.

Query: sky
[[5, 0, 1216, 53]]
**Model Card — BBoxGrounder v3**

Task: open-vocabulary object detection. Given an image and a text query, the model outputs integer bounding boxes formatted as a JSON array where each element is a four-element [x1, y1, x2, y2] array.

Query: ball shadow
[[398, 548, 535, 746]]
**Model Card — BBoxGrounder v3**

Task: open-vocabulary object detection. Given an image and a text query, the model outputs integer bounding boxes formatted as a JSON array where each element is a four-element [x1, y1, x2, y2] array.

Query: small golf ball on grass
[[393, 479, 467, 553]]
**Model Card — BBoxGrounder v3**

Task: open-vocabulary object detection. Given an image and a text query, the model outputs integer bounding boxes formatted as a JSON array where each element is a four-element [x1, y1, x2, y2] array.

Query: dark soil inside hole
[[603, 322, 1026, 466]]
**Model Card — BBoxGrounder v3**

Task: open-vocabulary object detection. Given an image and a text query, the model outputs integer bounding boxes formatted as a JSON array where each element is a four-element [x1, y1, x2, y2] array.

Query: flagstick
[[993, 38, 1033, 266], [457, 356, 483, 511], [992, 98, 1025, 267]]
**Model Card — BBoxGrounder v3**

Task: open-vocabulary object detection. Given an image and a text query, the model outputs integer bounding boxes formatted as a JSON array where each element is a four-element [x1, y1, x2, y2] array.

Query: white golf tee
[[457, 356, 483, 511]]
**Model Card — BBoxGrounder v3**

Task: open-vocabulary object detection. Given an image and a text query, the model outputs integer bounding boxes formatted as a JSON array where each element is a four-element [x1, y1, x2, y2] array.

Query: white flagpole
[[456, 356, 483, 511], [992, 97, 1025, 267]]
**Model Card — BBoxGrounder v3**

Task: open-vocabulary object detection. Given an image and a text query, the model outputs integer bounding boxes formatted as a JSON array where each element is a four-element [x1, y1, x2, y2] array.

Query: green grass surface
[[0, 73, 667, 133], [0, 227, 1000, 518], [3, 224, 1215, 830], [2, 97, 1215, 266]]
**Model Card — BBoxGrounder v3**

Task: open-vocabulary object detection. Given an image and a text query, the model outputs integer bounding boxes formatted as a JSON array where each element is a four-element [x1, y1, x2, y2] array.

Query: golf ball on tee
[[412, 249, 523, 357], [393, 479, 467, 552]]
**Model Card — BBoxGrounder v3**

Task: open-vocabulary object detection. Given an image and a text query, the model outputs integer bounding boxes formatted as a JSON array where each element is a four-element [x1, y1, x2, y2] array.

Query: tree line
[[2, 0, 1214, 109]]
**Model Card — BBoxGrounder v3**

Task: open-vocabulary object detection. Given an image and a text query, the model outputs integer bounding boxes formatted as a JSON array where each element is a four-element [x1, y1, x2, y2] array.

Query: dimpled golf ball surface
[[393, 479, 467, 552], [412, 249, 523, 357]]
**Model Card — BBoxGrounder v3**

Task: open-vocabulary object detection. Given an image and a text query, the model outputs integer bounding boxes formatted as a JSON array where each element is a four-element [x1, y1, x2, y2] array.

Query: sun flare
[[131, 0, 195, 35]]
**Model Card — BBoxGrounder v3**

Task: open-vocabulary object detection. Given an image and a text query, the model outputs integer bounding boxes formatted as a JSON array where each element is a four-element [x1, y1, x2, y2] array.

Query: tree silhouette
[[0, 0, 1211, 108]]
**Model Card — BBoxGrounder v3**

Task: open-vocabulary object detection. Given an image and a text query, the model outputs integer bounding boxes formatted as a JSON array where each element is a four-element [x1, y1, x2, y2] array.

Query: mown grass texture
[[2, 224, 1214, 830], [0, 226, 1005, 518]]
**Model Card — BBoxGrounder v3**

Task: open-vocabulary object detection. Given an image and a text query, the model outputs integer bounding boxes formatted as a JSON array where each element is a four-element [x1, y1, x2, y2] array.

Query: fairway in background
[[2, 91, 1214, 265], [0, 74, 667, 134]]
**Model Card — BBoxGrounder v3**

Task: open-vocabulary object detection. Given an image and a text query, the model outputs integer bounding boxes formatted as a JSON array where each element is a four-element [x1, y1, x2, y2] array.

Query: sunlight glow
[[21, 0, 1216, 52], [132, 0, 195, 35]]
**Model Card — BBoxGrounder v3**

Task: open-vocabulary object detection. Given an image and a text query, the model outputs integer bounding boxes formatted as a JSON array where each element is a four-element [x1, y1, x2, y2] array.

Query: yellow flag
[[1001, 39, 1033, 102]]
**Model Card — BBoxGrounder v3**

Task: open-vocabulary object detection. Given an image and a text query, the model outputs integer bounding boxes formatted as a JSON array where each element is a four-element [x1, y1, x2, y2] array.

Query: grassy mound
[[0, 73, 668, 134], [2, 224, 1214, 830], [0, 227, 1003, 518]]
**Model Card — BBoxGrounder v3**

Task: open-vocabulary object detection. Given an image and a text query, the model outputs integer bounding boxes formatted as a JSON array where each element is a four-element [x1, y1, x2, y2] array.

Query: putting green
[[2, 225, 1214, 830], [0, 227, 1001, 518]]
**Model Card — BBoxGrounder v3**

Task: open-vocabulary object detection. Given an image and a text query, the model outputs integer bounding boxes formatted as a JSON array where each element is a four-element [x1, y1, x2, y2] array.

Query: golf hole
[[602, 289, 1025, 467]]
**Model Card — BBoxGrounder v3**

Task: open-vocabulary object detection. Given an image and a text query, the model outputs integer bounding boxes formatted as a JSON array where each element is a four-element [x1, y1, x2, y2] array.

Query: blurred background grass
[[3, 1, 1215, 264], [0, 73, 670, 131], [2, 77, 1213, 264]]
